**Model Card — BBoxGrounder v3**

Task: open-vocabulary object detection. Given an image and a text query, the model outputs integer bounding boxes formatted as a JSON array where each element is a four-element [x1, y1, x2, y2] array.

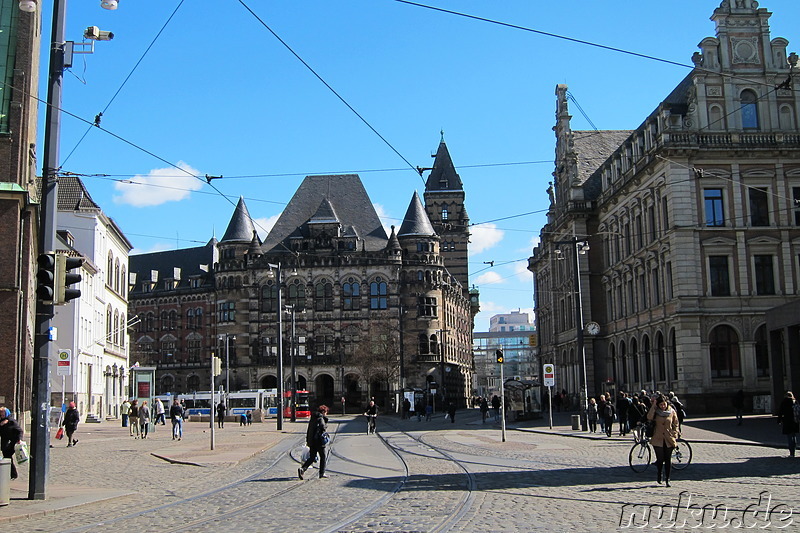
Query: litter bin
[[0, 458, 10, 506], [571, 414, 580, 430]]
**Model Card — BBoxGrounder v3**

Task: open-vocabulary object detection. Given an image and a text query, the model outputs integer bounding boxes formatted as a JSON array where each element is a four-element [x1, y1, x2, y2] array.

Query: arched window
[[620, 341, 628, 384], [631, 338, 639, 383], [195, 308, 203, 329], [261, 281, 278, 312], [121, 267, 127, 297], [643, 335, 652, 383], [740, 90, 759, 129], [709, 325, 741, 378], [779, 105, 795, 130], [120, 313, 126, 348], [187, 375, 200, 392], [441, 206, 449, 220], [107, 252, 113, 287], [708, 105, 724, 130], [754, 324, 769, 377], [656, 332, 666, 382], [146, 312, 154, 331], [169, 310, 177, 330], [370, 278, 387, 309], [315, 281, 333, 311], [186, 308, 194, 329], [161, 311, 169, 330], [430, 334, 438, 355], [114, 259, 120, 293], [113, 309, 120, 345], [670, 329, 678, 380], [342, 279, 361, 310], [419, 334, 429, 355], [106, 306, 113, 342], [288, 279, 305, 311]]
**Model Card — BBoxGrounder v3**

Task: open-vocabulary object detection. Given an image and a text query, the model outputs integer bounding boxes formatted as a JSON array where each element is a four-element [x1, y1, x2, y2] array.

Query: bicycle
[[365, 414, 377, 434], [628, 427, 692, 473]]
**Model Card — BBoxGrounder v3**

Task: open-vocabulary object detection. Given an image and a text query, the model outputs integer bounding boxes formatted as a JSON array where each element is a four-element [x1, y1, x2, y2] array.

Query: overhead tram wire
[[236, 0, 423, 186], [394, 0, 786, 92], [61, 0, 188, 167]]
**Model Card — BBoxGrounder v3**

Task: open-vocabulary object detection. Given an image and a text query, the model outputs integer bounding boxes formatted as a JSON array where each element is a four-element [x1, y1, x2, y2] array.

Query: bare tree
[[350, 322, 401, 408]]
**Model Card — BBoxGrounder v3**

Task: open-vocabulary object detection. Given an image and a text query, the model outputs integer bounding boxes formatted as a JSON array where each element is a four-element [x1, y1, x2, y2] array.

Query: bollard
[[571, 414, 580, 430], [0, 458, 10, 506]]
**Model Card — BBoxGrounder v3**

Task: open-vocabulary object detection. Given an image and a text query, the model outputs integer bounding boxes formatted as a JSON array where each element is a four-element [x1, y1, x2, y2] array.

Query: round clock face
[[586, 322, 600, 335]]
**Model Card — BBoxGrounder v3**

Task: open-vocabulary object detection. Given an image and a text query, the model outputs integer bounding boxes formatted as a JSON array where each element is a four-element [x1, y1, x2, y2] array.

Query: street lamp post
[[555, 238, 590, 432], [268, 263, 284, 431], [438, 329, 449, 408], [219, 334, 235, 402]]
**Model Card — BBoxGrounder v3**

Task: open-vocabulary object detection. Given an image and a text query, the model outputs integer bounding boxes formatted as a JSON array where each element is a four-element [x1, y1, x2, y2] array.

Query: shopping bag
[[15, 441, 30, 464], [55, 427, 65, 440], [300, 445, 311, 463]]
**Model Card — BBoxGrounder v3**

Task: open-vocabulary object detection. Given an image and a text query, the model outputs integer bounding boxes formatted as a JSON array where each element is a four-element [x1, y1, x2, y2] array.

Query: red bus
[[284, 390, 311, 419]]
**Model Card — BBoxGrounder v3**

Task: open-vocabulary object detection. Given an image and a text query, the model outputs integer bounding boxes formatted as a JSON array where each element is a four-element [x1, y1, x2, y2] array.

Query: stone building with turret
[[128, 142, 475, 410]]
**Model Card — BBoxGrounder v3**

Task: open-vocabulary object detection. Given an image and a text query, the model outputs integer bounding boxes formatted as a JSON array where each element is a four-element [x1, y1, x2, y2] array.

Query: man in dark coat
[[299, 405, 329, 479], [0, 406, 23, 478], [63, 401, 80, 447]]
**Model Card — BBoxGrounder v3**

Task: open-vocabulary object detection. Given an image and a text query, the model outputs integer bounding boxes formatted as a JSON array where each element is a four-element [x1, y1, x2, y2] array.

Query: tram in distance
[[176, 389, 279, 418], [285, 390, 311, 419]]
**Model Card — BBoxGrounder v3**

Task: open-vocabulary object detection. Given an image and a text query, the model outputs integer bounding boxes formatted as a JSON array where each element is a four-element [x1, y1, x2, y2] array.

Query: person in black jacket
[[777, 391, 799, 458], [0, 406, 23, 479], [298, 405, 329, 480], [63, 401, 80, 447]]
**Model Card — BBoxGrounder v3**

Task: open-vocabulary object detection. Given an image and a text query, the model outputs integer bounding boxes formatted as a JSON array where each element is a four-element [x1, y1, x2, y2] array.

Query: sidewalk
[[0, 418, 304, 522], [508, 411, 786, 448]]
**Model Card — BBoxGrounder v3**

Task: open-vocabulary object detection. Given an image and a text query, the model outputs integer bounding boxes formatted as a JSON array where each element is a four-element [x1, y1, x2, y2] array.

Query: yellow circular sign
[[59, 351, 70, 360], [543, 364, 554, 373]]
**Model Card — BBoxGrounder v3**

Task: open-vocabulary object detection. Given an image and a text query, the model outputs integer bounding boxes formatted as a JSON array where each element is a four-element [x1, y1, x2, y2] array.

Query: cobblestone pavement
[[3, 411, 799, 532]]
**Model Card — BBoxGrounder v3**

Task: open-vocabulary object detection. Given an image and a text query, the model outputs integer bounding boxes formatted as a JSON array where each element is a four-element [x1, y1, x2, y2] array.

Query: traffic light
[[212, 356, 222, 376], [55, 254, 83, 304], [496, 349, 504, 364], [36, 253, 57, 303]]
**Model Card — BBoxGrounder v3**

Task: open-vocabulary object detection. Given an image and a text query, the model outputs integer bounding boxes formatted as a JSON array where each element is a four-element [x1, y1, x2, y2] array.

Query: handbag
[[645, 422, 655, 438], [15, 441, 30, 464], [321, 431, 330, 445], [55, 427, 65, 440]]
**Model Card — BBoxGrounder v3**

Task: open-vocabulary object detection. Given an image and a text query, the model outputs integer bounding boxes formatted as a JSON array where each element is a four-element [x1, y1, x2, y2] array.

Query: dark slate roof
[[308, 198, 340, 225], [424, 141, 463, 192], [221, 197, 256, 243], [398, 191, 436, 237], [261, 175, 388, 253], [572, 130, 633, 185], [128, 239, 217, 295], [47, 175, 101, 211], [663, 73, 693, 106]]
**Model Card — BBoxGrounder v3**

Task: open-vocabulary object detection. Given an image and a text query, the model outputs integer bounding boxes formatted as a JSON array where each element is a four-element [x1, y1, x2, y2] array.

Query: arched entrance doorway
[[260, 375, 277, 389], [343, 373, 361, 407], [314, 374, 335, 408]]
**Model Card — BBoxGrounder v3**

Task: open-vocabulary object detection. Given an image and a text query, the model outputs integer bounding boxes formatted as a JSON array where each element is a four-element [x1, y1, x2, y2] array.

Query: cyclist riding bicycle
[[364, 400, 378, 434]]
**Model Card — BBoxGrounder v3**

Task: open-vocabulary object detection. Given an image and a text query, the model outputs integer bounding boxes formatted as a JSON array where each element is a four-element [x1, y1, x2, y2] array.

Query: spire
[[398, 192, 436, 237], [424, 140, 463, 192], [221, 196, 256, 243], [247, 230, 262, 257], [385, 225, 402, 251], [308, 197, 340, 225]]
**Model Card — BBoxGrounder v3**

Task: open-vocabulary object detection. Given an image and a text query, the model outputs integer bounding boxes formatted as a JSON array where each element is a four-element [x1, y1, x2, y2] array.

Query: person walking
[[120, 399, 131, 428], [597, 394, 607, 435], [139, 400, 151, 439], [647, 394, 680, 487], [447, 401, 456, 424], [732, 389, 745, 426], [491, 395, 501, 422], [616, 391, 631, 436], [402, 397, 411, 420], [154, 397, 166, 426], [129, 400, 140, 438], [425, 403, 432, 421], [479, 397, 489, 424], [170, 399, 184, 440], [602, 397, 615, 437], [415, 400, 423, 422], [364, 400, 378, 434], [587, 397, 598, 433], [63, 401, 80, 447], [0, 407, 23, 479], [216, 401, 227, 429], [776, 391, 799, 458], [298, 405, 330, 480]]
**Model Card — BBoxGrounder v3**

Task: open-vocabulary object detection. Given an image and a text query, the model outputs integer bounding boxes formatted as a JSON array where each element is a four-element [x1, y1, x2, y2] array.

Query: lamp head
[[18, 0, 36, 12], [101, 0, 118, 10]]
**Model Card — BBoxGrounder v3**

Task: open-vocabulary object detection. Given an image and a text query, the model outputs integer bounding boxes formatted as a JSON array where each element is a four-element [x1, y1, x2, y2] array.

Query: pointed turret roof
[[247, 230, 262, 256], [221, 197, 256, 243], [398, 192, 436, 237], [385, 225, 401, 251], [425, 141, 463, 192]]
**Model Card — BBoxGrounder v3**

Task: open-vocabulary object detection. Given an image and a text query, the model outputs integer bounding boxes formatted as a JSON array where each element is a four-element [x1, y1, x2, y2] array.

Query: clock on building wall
[[585, 322, 600, 336]]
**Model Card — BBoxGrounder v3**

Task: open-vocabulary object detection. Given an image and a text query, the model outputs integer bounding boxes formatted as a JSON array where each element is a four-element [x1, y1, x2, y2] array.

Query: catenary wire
[[61, 0, 188, 167], [236, 0, 424, 185]]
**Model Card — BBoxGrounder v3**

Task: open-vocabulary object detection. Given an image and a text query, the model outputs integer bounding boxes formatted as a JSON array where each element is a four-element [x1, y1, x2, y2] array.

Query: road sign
[[543, 363, 555, 387], [56, 349, 72, 376]]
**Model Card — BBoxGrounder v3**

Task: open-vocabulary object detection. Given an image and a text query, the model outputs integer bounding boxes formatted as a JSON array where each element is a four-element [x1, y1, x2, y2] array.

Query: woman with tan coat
[[647, 394, 680, 487]]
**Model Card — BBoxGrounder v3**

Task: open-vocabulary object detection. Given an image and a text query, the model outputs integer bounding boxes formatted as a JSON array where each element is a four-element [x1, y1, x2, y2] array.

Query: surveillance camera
[[84, 26, 114, 41]]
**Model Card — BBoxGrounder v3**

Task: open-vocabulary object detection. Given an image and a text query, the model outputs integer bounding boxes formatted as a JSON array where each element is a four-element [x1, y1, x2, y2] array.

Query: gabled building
[[128, 145, 475, 410], [529, 1, 800, 413]]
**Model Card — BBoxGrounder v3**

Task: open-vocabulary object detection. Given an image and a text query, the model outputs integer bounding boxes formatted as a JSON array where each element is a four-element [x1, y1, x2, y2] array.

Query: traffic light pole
[[30, 0, 68, 501]]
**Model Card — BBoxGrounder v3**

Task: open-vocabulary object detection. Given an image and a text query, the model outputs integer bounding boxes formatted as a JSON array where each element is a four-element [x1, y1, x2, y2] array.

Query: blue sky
[[42, 0, 799, 331]]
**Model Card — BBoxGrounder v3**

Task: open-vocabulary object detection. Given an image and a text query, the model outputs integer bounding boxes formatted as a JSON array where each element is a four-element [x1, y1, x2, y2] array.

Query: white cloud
[[476, 300, 504, 314], [373, 203, 395, 236], [113, 161, 203, 207], [512, 261, 533, 283], [473, 271, 504, 286], [469, 223, 504, 255], [253, 215, 280, 241], [130, 242, 174, 255]]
